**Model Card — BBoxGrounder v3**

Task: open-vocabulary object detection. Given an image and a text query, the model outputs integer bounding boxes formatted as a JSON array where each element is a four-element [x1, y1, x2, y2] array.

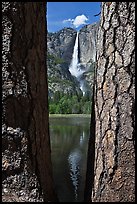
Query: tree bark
[[2, 2, 58, 202], [85, 2, 135, 202]]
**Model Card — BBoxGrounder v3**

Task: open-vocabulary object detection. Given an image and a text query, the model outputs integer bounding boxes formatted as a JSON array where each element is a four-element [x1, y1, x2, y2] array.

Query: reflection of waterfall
[[80, 131, 85, 146], [68, 149, 82, 200]]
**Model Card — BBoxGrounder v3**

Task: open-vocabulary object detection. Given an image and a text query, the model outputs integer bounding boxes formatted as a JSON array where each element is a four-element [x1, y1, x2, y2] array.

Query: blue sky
[[47, 2, 101, 33]]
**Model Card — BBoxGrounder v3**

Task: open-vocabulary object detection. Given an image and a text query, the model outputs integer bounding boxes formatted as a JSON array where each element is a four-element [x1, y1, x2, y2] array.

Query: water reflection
[[49, 116, 90, 202], [80, 131, 85, 146], [68, 149, 82, 200]]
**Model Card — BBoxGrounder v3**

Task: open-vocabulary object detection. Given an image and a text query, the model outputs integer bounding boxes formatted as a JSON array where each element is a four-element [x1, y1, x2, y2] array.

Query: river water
[[49, 115, 91, 202]]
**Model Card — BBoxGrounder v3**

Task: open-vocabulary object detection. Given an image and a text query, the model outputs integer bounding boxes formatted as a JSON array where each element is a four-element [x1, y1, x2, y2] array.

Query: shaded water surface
[[49, 116, 90, 202]]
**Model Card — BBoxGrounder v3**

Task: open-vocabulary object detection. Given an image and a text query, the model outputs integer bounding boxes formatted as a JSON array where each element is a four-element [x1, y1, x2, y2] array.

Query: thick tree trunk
[[85, 2, 135, 202], [2, 2, 58, 202]]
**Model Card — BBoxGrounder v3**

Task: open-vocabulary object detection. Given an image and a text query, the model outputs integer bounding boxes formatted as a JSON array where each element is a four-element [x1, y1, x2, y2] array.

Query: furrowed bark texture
[[85, 2, 135, 202], [2, 2, 58, 202]]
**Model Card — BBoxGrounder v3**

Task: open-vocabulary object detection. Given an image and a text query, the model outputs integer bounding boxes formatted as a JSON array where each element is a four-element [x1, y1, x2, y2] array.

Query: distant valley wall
[[47, 28, 77, 65], [47, 23, 99, 96], [79, 23, 98, 65], [47, 23, 99, 67]]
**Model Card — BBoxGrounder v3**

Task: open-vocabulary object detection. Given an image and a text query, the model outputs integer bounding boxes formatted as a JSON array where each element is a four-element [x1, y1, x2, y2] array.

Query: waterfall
[[69, 32, 86, 95], [69, 32, 84, 78]]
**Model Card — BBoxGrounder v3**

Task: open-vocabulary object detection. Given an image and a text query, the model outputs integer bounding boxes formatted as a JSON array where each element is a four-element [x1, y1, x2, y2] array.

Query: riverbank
[[49, 114, 91, 118]]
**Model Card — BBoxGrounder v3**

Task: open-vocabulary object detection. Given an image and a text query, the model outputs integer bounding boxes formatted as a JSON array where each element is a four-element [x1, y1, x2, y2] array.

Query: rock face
[[2, 2, 58, 202], [47, 28, 81, 95], [85, 2, 135, 202], [48, 23, 98, 66], [47, 24, 98, 96], [78, 23, 99, 95], [47, 28, 77, 65], [47, 53, 81, 96], [79, 23, 98, 66]]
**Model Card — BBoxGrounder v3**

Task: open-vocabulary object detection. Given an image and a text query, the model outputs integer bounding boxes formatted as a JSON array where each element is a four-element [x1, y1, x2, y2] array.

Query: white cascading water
[[69, 32, 84, 78], [69, 32, 86, 95]]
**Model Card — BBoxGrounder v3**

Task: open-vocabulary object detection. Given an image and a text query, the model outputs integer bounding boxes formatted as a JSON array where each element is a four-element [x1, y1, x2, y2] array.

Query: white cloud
[[73, 14, 88, 28], [63, 18, 74, 24], [63, 14, 89, 28]]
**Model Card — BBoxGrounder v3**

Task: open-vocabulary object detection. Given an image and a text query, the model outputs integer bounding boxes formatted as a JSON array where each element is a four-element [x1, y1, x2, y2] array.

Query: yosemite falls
[[69, 32, 85, 95], [47, 24, 98, 97]]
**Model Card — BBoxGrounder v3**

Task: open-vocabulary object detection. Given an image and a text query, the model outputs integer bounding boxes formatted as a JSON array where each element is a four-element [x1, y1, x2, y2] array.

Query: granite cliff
[[47, 23, 99, 96]]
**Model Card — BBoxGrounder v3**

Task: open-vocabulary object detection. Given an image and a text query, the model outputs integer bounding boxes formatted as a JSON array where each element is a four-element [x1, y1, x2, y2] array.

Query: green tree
[[54, 91, 61, 103], [49, 104, 57, 114]]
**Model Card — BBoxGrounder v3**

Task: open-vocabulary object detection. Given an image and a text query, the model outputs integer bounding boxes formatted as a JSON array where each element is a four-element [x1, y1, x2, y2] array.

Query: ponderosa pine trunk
[[2, 2, 58, 202], [85, 2, 135, 202]]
